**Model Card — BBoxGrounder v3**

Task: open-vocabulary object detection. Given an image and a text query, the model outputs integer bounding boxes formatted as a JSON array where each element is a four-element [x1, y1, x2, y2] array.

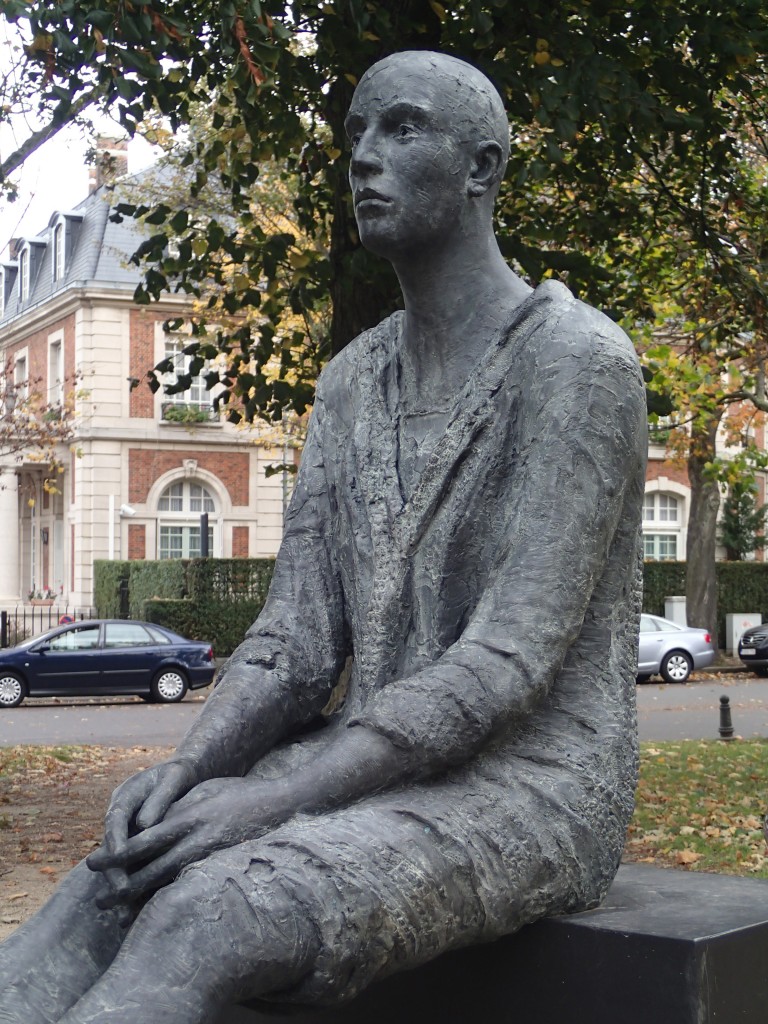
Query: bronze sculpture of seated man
[[0, 49, 647, 1024]]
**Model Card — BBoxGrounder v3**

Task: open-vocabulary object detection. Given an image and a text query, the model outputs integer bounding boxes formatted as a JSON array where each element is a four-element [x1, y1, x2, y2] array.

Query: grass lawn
[[1, 742, 766, 879], [626, 739, 768, 878]]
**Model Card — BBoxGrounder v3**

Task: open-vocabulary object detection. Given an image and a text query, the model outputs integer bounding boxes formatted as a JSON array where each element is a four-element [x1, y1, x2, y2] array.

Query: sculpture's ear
[[468, 140, 503, 197]]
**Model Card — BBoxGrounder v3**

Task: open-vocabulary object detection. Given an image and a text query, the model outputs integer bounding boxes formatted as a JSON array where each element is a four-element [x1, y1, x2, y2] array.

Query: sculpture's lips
[[355, 188, 391, 208]]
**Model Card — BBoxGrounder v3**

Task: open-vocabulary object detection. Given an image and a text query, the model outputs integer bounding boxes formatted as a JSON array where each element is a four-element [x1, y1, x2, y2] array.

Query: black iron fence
[[0, 606, 96, 648]]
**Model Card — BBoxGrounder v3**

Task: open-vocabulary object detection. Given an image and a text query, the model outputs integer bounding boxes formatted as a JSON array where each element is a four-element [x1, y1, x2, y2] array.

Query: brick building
[[644, 416, 767, 563], [0, 149, 287, 607]]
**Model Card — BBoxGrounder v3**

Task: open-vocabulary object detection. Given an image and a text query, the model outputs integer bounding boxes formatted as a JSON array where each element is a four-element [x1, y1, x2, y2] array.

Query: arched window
[[643, 492, 682, 561], [157, 480, 217, 559]]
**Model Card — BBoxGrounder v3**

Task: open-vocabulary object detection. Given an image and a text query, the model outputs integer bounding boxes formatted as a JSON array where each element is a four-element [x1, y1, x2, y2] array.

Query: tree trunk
[[325, 1, 443, 356], [685, 416, 721, 646]]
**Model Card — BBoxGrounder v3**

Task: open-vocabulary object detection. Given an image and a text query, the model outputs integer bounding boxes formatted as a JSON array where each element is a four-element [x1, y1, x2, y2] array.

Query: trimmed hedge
[[143, 598, 264, 656], [96, 556, 768, 654], [94, 558, 275, 656], [641, 562, 687, 618], [186, 558, 275, 602], [93, 560, 130, 618], [128, 559, 188, 619], [641, 560, 768, 648]]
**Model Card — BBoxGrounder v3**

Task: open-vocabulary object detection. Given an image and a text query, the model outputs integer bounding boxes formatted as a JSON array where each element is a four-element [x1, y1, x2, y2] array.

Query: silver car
[[637, 614, 716, 684]]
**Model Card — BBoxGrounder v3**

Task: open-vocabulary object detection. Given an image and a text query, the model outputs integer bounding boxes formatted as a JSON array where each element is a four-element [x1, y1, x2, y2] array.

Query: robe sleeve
[[351, 313, 647, 777], [227, 383, 348, 712], [177, 380, 350, 777]]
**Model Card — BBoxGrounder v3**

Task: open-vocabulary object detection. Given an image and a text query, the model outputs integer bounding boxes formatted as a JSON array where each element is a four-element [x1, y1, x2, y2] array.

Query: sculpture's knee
[[138, 866, 222, 946], [134, 859, 319, 998]]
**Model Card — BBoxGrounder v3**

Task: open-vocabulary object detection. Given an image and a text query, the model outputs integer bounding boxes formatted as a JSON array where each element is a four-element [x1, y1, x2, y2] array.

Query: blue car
[[0, 619, 215, 708]]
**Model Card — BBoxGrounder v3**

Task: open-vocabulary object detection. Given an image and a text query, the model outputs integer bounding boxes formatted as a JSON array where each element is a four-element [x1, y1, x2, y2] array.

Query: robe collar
[[353, 280, 574, 688]]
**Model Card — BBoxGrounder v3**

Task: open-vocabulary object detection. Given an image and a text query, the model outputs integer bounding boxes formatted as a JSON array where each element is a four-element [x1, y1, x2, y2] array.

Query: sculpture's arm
[[350, 325, 648, 777], [171, 389, 350, 783], [94, 387, 349, 856]]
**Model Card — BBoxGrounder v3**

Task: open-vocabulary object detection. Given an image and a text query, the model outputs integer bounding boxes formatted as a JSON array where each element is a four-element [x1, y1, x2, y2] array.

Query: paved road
[[1, 677, 766, 748], [0, 691, 210, 747], [637, 676, 768, 741]]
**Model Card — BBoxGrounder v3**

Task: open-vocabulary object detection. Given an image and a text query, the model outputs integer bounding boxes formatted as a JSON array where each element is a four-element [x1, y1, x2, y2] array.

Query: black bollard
[[718, 695, 734, 741]]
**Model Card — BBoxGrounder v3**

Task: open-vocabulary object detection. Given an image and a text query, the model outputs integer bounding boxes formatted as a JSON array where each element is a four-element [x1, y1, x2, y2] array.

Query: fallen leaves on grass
[[625, 739, 768, 877]]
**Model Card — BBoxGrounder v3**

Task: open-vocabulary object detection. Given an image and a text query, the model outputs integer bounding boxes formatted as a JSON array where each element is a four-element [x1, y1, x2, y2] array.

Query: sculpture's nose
[[350, 130, 384, 177]]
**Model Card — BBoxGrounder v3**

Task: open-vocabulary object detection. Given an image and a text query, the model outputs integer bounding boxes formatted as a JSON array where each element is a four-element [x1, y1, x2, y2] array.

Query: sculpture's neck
[[393, 231, 531, 404]]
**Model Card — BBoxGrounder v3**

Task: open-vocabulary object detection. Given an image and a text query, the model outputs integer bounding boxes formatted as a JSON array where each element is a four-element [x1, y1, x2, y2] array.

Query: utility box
[[664, 596, 687, 626], [726, 613, 761, 654]]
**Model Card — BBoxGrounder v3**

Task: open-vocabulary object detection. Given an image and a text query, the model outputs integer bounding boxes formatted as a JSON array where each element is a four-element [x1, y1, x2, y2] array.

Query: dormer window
[[18, 247, 29, 301], [52, 221, 65, 281], [0, 263, 17, 316], [15, 237, 46, 304]]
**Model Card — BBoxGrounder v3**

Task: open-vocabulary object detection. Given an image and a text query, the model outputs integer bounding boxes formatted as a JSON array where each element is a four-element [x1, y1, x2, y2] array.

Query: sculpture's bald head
[[356, 51, 510, 185], [347, 51, 510, 261]]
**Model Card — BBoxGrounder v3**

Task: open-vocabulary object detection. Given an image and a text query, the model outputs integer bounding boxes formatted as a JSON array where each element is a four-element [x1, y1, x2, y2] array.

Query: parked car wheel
[[151, 668, 188, 703], [0, 672, 26, 708], [755, 666, 768, 678], [660, 650, 692, 684]]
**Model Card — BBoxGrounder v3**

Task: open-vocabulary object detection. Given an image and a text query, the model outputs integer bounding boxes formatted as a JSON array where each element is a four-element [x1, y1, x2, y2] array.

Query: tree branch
[[0, 85, 105, 184]]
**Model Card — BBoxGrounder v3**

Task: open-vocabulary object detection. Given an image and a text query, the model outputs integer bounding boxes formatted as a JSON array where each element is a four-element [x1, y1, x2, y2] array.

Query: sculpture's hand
[[91, 777, 282, 906], [87, 759, 199, 910]]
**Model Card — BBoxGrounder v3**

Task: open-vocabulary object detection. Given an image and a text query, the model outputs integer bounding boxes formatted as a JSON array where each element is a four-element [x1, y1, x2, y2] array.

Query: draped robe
[[208, 279, 648, 1005]]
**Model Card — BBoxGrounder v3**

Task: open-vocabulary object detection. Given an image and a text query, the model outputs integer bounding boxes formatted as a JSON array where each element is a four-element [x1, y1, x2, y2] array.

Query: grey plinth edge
[[220, 864, 768, 1024]]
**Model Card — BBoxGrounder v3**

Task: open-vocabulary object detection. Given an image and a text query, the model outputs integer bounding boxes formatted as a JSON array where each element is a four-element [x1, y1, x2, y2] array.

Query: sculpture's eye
[[350, 133, 362, 148], [396, 124, 414, 139]]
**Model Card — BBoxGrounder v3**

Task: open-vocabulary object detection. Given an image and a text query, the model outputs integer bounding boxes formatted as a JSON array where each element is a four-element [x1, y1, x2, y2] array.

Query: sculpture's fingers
[[93, 868, 133, 924], [91, 819, 183, 878], [100, 769, 161, 857], [95, 840, 201, 906], [135, 765, 196, 830], [101, 802, 131, 856]]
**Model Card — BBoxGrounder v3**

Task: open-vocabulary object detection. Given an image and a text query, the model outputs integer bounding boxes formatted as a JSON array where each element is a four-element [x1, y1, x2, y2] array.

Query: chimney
[[88, 136, 129, 194]]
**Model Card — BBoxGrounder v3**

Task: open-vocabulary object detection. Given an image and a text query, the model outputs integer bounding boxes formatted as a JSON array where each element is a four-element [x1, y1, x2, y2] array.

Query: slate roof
[[0, 179, 149, 328]]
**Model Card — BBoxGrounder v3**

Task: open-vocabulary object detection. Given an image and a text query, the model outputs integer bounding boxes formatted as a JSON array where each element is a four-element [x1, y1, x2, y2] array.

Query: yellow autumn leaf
[[326, 147, 342, 161], [289, 251, 311, 269], [429, 1, 447, 20], [191, 238, 207, 257], [361, 31, 380, 42], [29, 32, 53, 52], [534, 51, 551, 65], [675, 849, 702, 865], [535, 38, 549, 51], [344, 73, 358, 86]]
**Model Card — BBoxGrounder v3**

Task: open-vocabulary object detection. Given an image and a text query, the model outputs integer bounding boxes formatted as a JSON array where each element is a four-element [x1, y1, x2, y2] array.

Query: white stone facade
[[0, 186, 288, 610]]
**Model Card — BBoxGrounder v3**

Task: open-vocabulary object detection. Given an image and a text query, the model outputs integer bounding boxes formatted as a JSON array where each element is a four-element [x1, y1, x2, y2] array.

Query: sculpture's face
[[346, 55, 475, 259]]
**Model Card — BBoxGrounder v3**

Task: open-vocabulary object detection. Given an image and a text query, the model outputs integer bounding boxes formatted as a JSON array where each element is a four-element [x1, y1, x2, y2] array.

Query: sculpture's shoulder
[[529, 279, 640, 380], [314, 313, 397, 423]]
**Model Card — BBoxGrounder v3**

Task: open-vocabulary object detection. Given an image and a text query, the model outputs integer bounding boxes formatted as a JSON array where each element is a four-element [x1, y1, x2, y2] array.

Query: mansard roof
[[0, 180, 149, 326]]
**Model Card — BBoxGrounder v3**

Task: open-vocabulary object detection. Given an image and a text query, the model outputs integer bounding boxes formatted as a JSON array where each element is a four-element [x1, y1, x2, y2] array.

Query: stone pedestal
[[220, 864, 768, 1024]]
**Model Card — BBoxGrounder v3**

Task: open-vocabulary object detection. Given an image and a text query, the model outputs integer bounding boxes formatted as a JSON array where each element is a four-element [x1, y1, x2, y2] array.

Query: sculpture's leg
[[56, 857, 320, 1024], [0, 860, 128, 1024]]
